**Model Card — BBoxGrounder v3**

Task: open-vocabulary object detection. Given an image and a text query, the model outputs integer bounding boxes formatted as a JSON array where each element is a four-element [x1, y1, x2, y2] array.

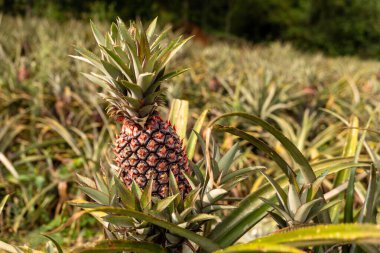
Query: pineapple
[[74, 18, 192, 198]]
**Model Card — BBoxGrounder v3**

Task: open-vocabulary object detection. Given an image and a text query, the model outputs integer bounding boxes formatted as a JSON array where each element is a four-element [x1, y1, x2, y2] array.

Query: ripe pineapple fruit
[[74, 18, 192, 198]]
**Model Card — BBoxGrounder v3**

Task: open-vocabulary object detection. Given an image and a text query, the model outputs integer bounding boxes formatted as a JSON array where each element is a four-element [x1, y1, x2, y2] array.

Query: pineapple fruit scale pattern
[[114, 112, 191, 199]]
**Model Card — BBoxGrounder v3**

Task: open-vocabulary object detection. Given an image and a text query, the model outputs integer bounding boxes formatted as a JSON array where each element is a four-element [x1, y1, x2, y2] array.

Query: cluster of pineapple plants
[[65, 18, 380, 252], [1, 15, 380, 253]]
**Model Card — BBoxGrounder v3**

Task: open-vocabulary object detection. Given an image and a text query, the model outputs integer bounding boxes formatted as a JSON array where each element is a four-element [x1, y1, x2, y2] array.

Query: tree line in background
[[2, 0, 380, 58]]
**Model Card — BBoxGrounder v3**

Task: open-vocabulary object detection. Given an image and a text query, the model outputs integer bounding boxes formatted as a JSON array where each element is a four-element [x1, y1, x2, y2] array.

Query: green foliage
[[228, 0, 309, 41], [4, 0, 380, 57], [204, 111, 380, 252], [219, 224, 380, 252], [1, 15, 380, 253], [303, 0, 380, 57]]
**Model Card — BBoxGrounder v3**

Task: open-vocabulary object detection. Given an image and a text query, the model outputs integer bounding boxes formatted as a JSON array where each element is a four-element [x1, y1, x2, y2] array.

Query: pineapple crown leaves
[[186, 136, 263, 212], [259, 170, 342, 228], [73, 17, 192, 121]]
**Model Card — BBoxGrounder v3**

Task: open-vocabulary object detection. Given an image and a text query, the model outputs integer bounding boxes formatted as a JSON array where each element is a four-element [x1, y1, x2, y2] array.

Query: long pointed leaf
[[255, 224, 380, 247], [87, 207, 220, 252], [187, 109, 208, 160], [212, 125, 294, 179], [209, 112, 317, 183], [215, 243, 304, 253], [75, 240, 167, 253]]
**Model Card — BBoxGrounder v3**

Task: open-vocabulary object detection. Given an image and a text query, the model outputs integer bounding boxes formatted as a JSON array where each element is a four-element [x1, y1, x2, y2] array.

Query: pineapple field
[[1, 14, 380, 253]]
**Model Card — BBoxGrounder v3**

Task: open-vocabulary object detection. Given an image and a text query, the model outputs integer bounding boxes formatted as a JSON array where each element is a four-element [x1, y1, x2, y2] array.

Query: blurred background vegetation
[[2, 0, 380, 58], [1, 0, 380, 250]]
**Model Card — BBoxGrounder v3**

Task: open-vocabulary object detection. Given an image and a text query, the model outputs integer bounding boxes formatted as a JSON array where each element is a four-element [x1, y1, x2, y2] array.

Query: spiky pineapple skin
[[114, 112, 191, 198]]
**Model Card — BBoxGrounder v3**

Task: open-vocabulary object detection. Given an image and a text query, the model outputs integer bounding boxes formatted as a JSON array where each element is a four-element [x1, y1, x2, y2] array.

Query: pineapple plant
[[258, 170, 341, 229], [73, 18, 192, 199], [72, 18, 257, 251]]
